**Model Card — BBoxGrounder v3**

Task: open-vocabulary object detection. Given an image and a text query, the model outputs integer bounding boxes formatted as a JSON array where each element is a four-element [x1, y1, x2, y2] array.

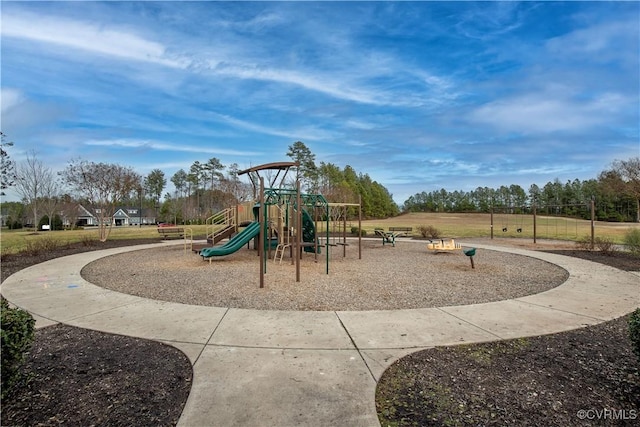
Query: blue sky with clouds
[[2, 1, 638, 204]]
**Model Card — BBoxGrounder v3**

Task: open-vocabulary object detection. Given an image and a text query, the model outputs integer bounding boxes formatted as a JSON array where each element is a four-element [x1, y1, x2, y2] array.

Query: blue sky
[[2, 1, 638, 204]]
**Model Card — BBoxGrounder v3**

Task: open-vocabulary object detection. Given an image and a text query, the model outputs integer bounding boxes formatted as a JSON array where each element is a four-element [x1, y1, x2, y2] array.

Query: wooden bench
[[388, 226, 412, 236], [157, 227, 185, 239]]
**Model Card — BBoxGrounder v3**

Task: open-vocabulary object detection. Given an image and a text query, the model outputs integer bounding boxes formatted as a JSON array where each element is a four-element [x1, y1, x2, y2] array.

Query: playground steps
[[192, 243, 211, 254], [208, 225, 235, 245]]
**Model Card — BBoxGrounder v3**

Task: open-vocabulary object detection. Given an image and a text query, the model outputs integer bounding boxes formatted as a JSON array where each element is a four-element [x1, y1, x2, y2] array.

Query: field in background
[[358, 212, 637, 243], [0, 225, 209, 255], [1, 213, 638, 255]]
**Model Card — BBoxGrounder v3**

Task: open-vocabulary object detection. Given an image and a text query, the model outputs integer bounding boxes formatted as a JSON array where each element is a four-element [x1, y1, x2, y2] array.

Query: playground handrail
[[205, 207, 235, 243]]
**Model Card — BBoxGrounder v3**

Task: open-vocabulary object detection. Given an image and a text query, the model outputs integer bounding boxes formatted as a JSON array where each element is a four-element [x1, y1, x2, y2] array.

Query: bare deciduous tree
[[13, 151, 56, 228], [40, 176, 62, 229], [221, 163, 252, 202], [58, 194, 80, 229], [60, 159, 141, 241]]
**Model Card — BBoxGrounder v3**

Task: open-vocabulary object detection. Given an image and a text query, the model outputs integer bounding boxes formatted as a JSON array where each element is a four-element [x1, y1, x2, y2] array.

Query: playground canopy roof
[[237, 162, 361, 209], [238, 162, 299, 195], [237, 162, 298, 176]]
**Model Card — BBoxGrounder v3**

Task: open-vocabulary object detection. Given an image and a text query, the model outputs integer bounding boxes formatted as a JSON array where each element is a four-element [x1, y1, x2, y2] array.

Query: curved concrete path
[[1, 241, 638, 427]]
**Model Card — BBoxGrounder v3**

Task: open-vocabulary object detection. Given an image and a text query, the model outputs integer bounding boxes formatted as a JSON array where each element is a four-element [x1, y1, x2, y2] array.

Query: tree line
[[2, 130, 637, 240], [402, 157, 640, 222], [0, 136, 399, 240], [285, 141, 399, 218], [160, 141, 399, 222]]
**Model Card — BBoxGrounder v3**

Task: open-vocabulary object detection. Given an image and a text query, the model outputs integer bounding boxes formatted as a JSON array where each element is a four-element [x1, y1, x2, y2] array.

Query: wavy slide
[[200, 221, 260, 259], [301, 209, 319, 253]]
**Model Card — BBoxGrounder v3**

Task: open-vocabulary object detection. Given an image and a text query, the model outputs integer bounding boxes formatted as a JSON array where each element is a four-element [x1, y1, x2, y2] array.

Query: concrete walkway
[[1, 242, 638, 427]]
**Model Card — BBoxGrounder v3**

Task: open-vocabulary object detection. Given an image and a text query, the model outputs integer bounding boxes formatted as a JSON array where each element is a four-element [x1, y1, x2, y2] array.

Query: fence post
[[490, 207, 494, 239], [533, 204, 537, 244], [590, 198, 595, 250]]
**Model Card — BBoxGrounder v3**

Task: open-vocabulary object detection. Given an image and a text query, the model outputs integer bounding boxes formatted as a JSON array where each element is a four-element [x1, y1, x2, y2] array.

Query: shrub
[[629, 308, 640, 365], [1, 297, 35, 398], [351, 226, 367, 236], [418, 225, 441, 239], [80, 234, 98, 247], [624, 228, 640, 257], [594, 236, 617, 255], [23, 235, 63, 256], [575, 235, 593, 251], [38, 215, 50, 230], [575, 236, 618, 254], [52, 214, 64, 230]]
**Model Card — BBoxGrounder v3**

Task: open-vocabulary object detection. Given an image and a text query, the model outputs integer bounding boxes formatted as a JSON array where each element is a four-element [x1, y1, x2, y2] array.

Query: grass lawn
[[359, 212, 635, 243], [0, 224, 209, 255], [1, 212, 637, 255]]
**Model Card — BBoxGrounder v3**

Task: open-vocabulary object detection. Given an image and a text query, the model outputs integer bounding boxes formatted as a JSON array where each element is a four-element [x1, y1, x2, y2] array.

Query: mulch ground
[[1, 239, 193, 427], [376, 314, 640, 427], [1, 238, 639, 426], [1, 325, 192, 427], [376, 248, 640, 427]]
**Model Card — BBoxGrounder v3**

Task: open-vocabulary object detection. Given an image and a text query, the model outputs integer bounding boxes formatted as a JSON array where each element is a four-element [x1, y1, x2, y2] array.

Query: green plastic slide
[[301, 209, 319, 253], [200, 221, 260, 258]]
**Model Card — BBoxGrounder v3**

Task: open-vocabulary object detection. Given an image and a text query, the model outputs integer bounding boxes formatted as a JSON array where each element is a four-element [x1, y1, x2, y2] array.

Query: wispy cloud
[[546, 16, 639, 63], [2, 6, 460, 110], [1, 1, 636, 205], [1, 88, 69, 137], [84, 139, 262, 157], [455, 1, 526, 40], [207, 112, 338, 142], [0, 88, 23, 114], [1, 10, 187, 68], [471, 95, 600, 134]]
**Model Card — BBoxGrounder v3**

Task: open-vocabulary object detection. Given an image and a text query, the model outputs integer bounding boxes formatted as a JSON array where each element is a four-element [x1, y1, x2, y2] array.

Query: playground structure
[[197, 162, 362, 288], [322, 203, 361, 256], [463, 247, 477, 268], [256, 179, 362, 288], [200, 221, 260, 262], [427, 238, 462, 253], [194, 162, 302, 255], [491, 201, 596, 246], [198, 162, 301, 260]]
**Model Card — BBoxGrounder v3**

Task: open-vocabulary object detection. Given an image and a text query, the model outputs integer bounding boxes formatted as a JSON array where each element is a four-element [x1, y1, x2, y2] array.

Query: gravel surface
[[81, 239, 569, 311]]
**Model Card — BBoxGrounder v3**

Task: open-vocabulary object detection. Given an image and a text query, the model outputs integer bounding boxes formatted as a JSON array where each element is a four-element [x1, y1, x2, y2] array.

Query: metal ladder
[[273, 243, 290, 264]]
